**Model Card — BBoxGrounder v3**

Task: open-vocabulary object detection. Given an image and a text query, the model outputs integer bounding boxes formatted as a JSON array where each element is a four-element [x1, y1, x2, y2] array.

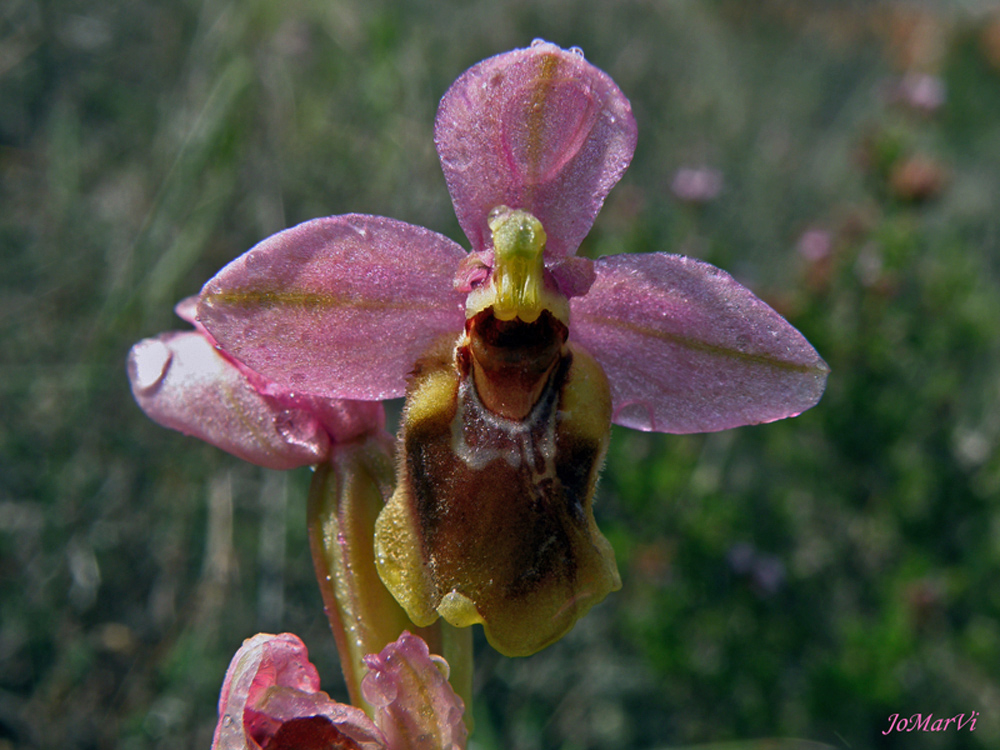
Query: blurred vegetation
[[2, 0, 999, 748]]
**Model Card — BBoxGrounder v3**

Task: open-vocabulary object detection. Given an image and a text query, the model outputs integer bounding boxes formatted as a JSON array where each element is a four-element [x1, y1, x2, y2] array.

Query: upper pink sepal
[[127, 331, 332, 469], [570, 253, 830, 433], [198, 215, 468, 401], [213, 632, 386, 750], [435, 41, 636, 258], [362, 632, 467, 750]]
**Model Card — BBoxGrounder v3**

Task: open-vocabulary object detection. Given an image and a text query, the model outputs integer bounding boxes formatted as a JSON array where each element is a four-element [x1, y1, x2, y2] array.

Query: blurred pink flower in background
[[670, 166, 724, 203], [882, 72, 946, 113]]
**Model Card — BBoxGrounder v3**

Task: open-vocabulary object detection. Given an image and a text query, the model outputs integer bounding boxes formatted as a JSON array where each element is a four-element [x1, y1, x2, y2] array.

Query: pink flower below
[[212, 632, 465, 750]]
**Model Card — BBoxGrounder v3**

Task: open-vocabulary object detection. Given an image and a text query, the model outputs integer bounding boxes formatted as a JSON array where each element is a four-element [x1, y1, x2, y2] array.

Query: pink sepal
[[198, 215, 467, 401], [435, 41, 636, 259], [127, 332, 332, 469], [570, 253, 830, 433], [176, 296, 385, 443]]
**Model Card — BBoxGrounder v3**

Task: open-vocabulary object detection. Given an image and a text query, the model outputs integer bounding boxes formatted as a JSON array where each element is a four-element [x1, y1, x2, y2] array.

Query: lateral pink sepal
[[127, 332, 332, 469], [198, 215, 468, 401], [570, 253, 830, 433]]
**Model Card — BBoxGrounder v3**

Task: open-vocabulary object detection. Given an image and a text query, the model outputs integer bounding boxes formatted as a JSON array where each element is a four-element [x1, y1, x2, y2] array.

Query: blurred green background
[[2, 0, 1000, 748]]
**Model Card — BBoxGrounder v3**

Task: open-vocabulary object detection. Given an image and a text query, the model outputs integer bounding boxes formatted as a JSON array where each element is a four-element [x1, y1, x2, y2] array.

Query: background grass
[[2, 0, 1000, 748]]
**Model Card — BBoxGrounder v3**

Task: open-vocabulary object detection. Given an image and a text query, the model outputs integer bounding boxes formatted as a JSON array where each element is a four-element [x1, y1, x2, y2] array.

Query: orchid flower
[[195, 41, 829, 657], [212, 631, 466, 750]]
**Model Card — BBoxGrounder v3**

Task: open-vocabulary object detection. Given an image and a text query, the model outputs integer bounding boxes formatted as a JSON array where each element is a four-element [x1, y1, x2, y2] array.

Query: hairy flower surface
[[212, 632, 464, 750], [196, 41, 828, 655]]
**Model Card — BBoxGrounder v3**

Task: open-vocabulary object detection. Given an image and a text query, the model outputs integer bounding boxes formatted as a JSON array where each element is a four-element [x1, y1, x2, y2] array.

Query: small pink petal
[[361, 632, 467, 750], [214, 632, 385, 750], [198, 215, 468, 402], [435, 41, 636, 258], [127, 332, 331, 469], [548, 256, 596, 298], [453, 251, 492, 293], [570, 253, 829, 433]]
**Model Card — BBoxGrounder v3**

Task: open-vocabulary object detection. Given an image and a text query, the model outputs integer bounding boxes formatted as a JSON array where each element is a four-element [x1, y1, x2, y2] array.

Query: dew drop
[[430, 653, 450, 680], [222, 714, 233, 727], [530, 38, 547, 47], [274, 409, 316, 446], [130, 339, 172, 393], [442, 133, 473, 172], [487, 205, 510, 222], [347, 219, 369, 239], [568, 46, 585, 58], [245, 250, 265, 269], [442, 149, 471, 172], [360, 670, 397, 708]]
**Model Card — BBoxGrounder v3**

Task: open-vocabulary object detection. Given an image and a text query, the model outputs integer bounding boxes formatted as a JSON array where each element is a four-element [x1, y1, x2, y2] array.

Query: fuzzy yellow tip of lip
[[467, 207, 550, 322]]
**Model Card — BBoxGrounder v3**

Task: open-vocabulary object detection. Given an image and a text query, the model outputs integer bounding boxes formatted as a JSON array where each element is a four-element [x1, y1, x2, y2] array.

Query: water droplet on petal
[[274, 409, 322, 450], [130, 339, 172, 393], [441, 132, 473, 172], [530, 38, 547, 47], [429, 653, 450, 680], [222, 714, 233, 727], [347, 218, 369, 239], [246, 250, 265, 269], [360, 669, 397, 708], [487, 205, 510, 223], [568, 46, 585, 58]]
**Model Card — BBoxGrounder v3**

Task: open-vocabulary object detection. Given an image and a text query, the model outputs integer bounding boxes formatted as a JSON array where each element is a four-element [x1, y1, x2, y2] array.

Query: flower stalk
[[307, 433, 472, 718]]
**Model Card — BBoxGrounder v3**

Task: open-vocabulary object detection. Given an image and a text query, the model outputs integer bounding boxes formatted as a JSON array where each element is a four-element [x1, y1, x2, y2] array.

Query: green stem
[[306, 432, 474, 725]]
